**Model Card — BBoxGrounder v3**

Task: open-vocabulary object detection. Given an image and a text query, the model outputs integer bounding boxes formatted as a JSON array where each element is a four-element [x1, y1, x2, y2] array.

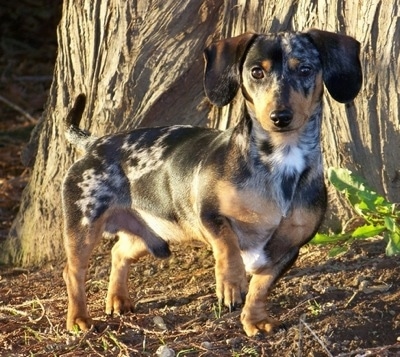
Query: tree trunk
[[1, 0, 399, 267]]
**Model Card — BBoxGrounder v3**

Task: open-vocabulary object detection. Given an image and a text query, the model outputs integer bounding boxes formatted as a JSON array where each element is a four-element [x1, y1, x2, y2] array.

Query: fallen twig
[[282, 296, 317, 319], [28, 297, 46, 323], [0, 305, 29, 317], [0, 297, 45, 323], [0, 94, 37, 123], [298, 314, 333, 357], [336, 342, 400, 356], [344, 290, 358, 308]]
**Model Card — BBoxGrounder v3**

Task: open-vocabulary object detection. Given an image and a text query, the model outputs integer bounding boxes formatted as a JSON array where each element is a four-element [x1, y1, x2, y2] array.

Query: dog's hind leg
[[104, 208, 171, 316], [63, 221, 104, 331]]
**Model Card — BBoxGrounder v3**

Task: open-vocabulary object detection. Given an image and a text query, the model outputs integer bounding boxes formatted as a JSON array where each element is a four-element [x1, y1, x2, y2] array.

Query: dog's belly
[[137, 208, 275, 274], [136, 209, 207, 244]]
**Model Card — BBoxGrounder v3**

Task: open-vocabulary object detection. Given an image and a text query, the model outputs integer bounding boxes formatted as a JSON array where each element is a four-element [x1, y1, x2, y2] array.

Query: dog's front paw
[[240, 307, 284, 337], [67, 315, 94, 331], [215, 264, 248, 310], [105, 293, 134, 316]]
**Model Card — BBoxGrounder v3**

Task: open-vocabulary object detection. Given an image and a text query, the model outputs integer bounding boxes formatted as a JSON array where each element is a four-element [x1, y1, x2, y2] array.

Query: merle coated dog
[[62, 29, 362, 336]]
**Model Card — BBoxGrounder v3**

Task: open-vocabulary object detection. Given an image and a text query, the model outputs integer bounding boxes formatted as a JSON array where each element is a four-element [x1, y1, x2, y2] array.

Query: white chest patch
[[271, 145, 305, 174], [240, 247, 269, 274]]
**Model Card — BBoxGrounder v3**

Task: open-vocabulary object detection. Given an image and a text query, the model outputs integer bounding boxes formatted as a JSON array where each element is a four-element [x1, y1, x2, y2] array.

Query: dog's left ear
[[203, 33, 258, 107], [306, 29, 362, 103]]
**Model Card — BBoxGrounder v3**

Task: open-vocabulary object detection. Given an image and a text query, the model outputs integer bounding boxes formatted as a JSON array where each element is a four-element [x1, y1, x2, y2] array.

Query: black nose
[[270, 109, 293, 128]]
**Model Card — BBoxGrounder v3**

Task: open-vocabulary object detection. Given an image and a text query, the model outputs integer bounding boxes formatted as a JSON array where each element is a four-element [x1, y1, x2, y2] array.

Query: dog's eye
[[251, 67, 264, 79], [298, 65, 313, 77]]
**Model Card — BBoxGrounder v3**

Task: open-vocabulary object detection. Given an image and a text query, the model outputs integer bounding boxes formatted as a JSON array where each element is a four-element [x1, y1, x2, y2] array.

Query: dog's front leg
[[240, 206, 324, 336], [206, 221, 248, 310], [105, 208, 171, 316], [240, 247, 299, 336], [105, 232, 149, 316]]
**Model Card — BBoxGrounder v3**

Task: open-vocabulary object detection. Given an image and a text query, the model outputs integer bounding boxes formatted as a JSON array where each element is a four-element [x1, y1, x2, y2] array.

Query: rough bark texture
[[1, 0, 399, 267]]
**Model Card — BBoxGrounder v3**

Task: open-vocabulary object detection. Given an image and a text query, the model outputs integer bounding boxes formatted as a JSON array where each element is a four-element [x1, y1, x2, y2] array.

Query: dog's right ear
[[203, 33, 257, 107]]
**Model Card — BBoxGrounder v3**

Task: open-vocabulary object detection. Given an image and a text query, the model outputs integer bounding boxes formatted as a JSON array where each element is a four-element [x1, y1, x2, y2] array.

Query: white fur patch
[[240, 247, 269, 274], [271, 145, 305, 174], [76, 165, 124, 226], [122, 139, 166, 181]]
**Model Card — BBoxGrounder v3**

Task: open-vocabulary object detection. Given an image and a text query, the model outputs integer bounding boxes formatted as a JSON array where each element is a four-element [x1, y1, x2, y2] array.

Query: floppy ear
[[203, 33, 258, 107], [306, 29, 362, 103]]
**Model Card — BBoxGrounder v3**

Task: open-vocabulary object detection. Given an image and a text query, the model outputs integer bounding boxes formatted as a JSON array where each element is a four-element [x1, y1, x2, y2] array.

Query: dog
[[62, 29, 362, 337]]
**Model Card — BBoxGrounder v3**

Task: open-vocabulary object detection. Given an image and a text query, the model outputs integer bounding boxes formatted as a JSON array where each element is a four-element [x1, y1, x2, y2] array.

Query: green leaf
[[384, 216, 397, 232], [328, 246, 348, 257], [385, 231, 400, 256], [311, 233, 349, 244], [351, 224, 385, 239], [328, 168, 389, 214], [328, 167, 364, 206], [315, 167, 400, 256]]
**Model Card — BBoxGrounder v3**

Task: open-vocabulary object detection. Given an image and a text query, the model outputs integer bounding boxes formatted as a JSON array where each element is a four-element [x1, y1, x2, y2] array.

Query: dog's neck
[[229, 104, 323, 215]]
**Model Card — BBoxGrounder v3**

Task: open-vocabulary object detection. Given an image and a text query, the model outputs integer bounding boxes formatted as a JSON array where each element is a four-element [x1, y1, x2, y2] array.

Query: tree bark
[[2, 0, 399, 267]]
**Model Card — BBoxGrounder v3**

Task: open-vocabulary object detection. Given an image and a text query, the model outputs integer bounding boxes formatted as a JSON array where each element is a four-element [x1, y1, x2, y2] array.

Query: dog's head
[[203, 29, 362, 133]]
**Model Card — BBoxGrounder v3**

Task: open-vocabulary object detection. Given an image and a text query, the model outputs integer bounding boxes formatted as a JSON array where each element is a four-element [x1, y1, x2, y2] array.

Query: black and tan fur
[[62, 29, 362, 336]]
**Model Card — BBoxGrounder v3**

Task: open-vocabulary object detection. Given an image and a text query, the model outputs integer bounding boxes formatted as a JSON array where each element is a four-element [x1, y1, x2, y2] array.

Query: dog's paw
[[67, 315, 94, 332], [215, 267, 248, 309], [105, 294, 134, 316], [240, 309, 284, 337]]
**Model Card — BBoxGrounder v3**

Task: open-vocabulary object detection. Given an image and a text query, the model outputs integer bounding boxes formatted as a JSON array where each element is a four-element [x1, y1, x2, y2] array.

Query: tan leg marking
[[241, 272, 283, 336], [208, 222, 248, 308], [105, 232, 148, 316], [63, 220, 104, 331], [241, 207, 323, 336]]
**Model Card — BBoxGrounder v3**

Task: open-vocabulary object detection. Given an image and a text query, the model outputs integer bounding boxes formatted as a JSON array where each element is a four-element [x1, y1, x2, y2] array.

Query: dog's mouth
[[270, 126, 299, 133]]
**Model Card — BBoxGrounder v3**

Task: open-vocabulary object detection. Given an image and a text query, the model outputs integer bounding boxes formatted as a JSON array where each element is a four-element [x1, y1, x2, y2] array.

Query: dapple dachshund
[[62, 29, 362, 336]]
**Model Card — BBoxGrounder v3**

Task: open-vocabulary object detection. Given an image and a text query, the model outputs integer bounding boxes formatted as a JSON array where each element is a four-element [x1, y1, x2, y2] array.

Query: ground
[[0, 2, 399, 357]]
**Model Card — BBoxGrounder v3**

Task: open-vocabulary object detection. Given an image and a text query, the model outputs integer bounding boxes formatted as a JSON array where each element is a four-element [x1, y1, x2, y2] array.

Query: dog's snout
[[270, 109, 293, 128]]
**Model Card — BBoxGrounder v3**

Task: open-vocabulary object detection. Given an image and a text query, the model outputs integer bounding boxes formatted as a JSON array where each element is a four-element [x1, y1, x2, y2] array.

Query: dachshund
[[62, 29, 362, 336]]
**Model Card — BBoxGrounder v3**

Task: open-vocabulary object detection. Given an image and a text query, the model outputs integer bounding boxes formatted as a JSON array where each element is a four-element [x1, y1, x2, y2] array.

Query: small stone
[[226, 337, 241, 347], [201, 341, 213, 350], [358, 280, 369, 292], [65, 335, 77, 346], [153, 316, 168, 330], [156, 345, 175, 357]]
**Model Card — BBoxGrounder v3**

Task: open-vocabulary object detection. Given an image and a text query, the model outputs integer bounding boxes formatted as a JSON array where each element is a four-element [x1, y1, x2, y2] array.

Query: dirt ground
[[0, 2, 399, 356]]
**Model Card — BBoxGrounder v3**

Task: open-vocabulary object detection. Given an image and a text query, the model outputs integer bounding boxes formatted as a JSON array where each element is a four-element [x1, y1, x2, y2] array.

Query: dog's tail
[[65, 94, 97, 152]]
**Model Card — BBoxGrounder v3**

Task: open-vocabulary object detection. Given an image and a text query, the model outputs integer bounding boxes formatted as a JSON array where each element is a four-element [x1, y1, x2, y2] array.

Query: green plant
[[71, 324, 81, 336], [307, 299, 322, 316], [232, 346, 259, 356], [176, 348, 197, 356], [311, 167, 400, 256], [212, 301, 223, 319]]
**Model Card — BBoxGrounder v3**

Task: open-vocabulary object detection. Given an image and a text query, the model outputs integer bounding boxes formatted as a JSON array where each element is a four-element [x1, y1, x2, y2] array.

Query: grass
[[312, 167, 400, 256]]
